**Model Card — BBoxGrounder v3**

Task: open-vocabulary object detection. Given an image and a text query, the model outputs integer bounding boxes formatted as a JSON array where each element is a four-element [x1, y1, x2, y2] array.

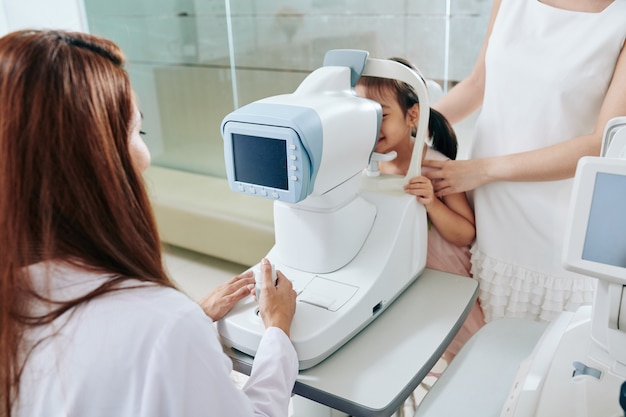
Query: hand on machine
[[253, 260, 277, 301]]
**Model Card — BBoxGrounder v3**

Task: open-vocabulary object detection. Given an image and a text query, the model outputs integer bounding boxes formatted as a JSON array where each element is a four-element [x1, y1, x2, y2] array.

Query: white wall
[[0, 0, 87, 36]]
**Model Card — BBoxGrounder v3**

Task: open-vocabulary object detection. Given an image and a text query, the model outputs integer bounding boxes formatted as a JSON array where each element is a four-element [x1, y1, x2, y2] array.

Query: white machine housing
[[501, 117, 626, 417], [218, 50, 430, 369]]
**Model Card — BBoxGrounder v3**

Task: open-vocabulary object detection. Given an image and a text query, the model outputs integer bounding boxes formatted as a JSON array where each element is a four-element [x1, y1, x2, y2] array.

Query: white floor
[[162, 243, 447, 417]]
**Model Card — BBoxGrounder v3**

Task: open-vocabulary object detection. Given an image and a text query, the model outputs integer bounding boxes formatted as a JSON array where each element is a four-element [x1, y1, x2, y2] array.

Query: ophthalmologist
[[0, 29, 297, 417]]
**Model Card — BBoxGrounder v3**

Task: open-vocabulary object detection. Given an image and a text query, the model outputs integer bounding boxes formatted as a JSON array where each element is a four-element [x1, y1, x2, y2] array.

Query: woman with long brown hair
[[0, 29, 297, 417]]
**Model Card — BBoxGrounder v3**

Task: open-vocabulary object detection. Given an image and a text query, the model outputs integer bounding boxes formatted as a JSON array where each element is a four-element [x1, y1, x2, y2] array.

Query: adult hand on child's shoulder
[[422, 158, 490, 196]]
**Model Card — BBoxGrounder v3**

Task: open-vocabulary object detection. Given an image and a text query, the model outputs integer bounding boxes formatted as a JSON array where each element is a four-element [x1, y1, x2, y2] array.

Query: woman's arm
[[432, 0, 502, 125], [425, 41, 626, 196], [140, 305, 297, 417], [404, 176, 475, 246]]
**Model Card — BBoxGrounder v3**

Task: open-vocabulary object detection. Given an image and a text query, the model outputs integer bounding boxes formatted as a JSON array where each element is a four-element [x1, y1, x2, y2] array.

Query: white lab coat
[[16, 261, 298, 417]]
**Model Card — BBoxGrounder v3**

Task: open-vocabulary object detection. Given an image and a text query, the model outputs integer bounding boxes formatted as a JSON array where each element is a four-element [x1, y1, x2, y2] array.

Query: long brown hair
[[0, 30, 174, 416]]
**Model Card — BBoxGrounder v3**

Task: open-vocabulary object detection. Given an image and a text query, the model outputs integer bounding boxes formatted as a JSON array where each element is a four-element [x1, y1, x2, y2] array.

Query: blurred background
[[0, 0, 489, 265], [81, 0, 491, 177]]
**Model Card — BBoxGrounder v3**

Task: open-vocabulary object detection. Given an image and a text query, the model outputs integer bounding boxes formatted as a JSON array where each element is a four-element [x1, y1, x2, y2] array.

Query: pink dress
[[422, 147, 485, 356]]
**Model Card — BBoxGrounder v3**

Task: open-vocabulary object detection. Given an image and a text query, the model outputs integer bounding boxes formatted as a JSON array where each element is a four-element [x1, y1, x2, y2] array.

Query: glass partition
[[84, 0, 489, 178]]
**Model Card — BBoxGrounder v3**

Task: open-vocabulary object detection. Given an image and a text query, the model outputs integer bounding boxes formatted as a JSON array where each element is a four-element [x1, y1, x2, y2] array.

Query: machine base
[[217, 191, 427, 369], [503, 306, 626, 417]]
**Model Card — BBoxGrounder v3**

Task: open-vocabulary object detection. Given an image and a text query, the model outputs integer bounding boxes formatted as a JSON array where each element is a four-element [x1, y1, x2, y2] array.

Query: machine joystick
[[253, 263, 277, 301], [620, 381, 626, 416]]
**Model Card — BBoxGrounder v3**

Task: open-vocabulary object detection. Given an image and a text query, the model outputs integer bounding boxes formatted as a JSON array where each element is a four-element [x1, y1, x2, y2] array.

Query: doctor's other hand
[[258, 258, 297, 337], [199, 270, 255, 322], [422, 158, 490, 197]]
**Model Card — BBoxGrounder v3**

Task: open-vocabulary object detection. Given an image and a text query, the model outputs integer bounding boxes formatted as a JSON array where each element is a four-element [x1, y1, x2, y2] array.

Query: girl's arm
[[404, 176, 475, 246]]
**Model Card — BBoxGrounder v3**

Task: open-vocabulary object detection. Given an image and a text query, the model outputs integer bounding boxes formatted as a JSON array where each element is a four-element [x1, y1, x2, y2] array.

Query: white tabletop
[[230, 268, 478, 417]]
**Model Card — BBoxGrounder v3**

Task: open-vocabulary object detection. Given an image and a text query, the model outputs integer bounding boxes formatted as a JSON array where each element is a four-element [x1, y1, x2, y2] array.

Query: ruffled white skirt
[[470, 246, 596, 323]]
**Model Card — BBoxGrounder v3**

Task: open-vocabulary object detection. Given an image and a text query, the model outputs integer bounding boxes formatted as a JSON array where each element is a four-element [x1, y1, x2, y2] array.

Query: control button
[[237, 184, 245, 191], [290, 165, 297, 171], [290, 175, 298, 181], [288, 144, 296, 150], [260, 189, 268, 196], [300, 292, 335, 310], [248, 187, 256, 194], [289, 155, 297, 160], [271, 191, 279, 199]]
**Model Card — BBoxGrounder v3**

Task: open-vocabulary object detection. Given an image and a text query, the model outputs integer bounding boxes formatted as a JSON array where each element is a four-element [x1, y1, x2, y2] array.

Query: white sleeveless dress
[[470, 0, 626, 322]]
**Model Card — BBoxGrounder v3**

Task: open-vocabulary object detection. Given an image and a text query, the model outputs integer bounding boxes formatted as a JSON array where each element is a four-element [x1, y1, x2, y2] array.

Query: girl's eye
[[139, 130, 147, 136]]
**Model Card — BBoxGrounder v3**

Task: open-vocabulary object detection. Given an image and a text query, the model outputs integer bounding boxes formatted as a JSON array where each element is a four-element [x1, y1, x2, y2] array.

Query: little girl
[[356, 57, 485, 360]]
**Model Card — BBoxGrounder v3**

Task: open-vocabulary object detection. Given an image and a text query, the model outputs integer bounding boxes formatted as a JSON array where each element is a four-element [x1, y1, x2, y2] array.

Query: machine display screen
[[582, 172, 626, 268], [232, 133, 288, 190]]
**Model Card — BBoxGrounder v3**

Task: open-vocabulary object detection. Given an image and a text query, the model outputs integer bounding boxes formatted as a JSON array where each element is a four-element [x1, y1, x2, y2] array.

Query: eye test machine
[[217, 50, 431, 370], [415, 117, 626, 417]]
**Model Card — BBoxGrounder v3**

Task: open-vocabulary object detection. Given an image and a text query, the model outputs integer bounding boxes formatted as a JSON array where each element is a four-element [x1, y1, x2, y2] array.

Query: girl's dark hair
[[357, 57, 458, 160], [0, 29, 174, 416], [428, 107, 458, 160]]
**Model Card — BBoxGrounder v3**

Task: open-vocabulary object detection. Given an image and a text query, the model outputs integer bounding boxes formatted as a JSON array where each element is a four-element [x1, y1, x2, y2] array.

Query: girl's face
[[356, 85, 418, 154], [128, 104, 151, 173]]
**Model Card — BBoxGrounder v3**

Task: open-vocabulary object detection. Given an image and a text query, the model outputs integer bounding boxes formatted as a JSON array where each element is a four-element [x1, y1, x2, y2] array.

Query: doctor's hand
[[258, 258, 297, 338], [422, 158, 490, 197], [199, 270, 255, 322]]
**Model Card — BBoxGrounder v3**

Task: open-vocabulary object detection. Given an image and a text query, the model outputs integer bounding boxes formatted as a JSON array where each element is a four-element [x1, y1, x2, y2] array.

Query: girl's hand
[[199, 270, 255, 322], [404, 175, 436, 208], [422, 158, 489, 197]]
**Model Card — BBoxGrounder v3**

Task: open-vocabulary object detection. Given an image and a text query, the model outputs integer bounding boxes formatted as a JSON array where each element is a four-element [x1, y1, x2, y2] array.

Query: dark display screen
[[232, 133, 288, 190], [582, 172, 626, 268]]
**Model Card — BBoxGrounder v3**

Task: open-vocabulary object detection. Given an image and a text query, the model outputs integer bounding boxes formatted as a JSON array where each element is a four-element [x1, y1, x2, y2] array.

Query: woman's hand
[[422, 158, 490, 197], [199, 270, 255, 322], [258, 258, 297, 337]]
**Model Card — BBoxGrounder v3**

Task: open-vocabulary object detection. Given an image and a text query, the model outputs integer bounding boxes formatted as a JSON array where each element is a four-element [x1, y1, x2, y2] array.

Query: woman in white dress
[[0, 30, 297, 417], [423, 0, 626, 322]]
